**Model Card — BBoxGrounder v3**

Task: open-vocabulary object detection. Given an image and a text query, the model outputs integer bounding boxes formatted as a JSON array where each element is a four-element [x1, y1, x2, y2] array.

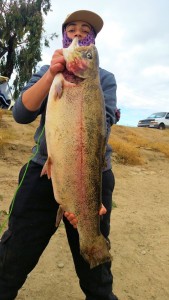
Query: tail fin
[[80, 235, 112, 269]]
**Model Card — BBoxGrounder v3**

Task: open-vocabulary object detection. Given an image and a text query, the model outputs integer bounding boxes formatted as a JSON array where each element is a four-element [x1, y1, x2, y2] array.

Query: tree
[[0, 0, 57, 98]]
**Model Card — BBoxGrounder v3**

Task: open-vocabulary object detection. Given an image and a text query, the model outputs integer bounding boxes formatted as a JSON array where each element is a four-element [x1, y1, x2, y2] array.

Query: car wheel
[[158, 123, 165, 130]]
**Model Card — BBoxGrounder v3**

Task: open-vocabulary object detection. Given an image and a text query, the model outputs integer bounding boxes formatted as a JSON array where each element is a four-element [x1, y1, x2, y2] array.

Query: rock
[[57, 262, 64, 268]]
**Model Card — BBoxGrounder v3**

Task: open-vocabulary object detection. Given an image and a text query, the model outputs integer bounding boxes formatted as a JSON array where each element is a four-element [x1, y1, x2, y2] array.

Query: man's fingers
[[49, 49, 66, 76], [66, 213, 76, 222], [64, 204, 107, 228], [64, 212, 78, 229], [99, 204, 107, 215]]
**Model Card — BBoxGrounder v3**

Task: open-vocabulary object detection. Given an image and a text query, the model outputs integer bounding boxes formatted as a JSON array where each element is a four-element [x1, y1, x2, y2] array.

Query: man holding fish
[[0, 10, 118, 300]]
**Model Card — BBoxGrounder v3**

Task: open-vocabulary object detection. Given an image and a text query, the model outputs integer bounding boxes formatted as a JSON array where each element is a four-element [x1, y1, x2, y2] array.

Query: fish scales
[[43, 38, 112, 268]]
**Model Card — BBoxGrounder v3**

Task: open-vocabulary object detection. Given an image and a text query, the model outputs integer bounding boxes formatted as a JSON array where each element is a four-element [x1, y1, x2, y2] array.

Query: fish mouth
[[66, 58, 88, 76], [63, 37, 89, 79]]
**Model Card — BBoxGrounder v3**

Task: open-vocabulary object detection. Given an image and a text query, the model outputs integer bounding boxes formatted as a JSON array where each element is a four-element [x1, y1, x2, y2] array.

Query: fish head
[[63, 37, 99, 79]]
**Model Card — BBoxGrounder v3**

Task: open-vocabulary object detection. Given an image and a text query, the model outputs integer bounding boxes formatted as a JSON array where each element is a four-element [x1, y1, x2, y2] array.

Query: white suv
[[137, 112, 169, 130]]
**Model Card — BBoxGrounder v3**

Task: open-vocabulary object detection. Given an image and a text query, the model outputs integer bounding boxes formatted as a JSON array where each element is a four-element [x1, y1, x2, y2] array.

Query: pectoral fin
[[55, 205, 64, 227], [53, 73, 76, 99], [40, 157, 52, 179]]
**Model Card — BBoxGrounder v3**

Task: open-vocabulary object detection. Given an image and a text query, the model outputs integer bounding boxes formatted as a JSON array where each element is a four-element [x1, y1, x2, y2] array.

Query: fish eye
[[86, 52, 92, 59]]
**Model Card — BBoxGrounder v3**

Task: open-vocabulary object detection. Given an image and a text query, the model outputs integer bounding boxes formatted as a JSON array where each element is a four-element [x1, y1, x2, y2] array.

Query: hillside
[[0, 110, 169, 300]]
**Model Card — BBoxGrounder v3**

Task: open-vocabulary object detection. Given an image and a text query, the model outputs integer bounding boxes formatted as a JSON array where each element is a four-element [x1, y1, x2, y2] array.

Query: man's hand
[[64, 204, 107, 229], [49, 49, 66, 77]]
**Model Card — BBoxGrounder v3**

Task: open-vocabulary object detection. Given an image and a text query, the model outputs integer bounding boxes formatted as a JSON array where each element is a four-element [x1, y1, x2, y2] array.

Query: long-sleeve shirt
[[13, 65, 117, 171]]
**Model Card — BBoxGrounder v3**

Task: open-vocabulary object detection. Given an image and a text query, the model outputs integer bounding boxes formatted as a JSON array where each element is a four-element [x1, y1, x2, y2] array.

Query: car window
[[148, 112, 166, 118]]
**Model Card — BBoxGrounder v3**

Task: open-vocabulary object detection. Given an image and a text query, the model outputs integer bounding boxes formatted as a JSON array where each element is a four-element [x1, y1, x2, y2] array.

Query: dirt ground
[[0, 112, 169, 300]]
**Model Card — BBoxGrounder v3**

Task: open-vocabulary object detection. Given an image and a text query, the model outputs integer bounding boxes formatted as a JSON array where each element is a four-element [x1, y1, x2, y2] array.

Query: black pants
[[0, 161, 118, 300]]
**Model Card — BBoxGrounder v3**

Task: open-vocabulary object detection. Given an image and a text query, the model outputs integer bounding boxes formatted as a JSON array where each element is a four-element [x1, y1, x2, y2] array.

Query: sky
[[40, 0, 169, 127]]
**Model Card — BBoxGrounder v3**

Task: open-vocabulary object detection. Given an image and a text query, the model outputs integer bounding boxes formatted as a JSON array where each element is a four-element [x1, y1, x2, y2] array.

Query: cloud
[[41, 0, 169, 126], [142, 65, 169, 79]]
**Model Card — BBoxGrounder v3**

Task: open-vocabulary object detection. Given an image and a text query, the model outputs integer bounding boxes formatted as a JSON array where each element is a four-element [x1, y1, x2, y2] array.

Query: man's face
[[65, 21, 91, 41]]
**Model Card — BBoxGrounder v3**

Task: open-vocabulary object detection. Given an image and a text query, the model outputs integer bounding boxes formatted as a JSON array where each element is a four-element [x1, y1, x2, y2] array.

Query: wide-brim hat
[[62, 10, 103, 36]]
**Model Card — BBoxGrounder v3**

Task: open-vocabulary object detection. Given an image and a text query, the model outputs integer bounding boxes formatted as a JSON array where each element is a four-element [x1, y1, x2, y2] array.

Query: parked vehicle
[[137, 112, 169, 130], [0, 75, 15, 110]]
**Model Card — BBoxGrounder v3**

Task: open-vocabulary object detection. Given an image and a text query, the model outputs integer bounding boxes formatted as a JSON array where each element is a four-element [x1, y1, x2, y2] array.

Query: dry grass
[[109, 135, 144, 165], [0, 109, 16, 154], [150, 142, 169, 158], [110, 124, 169, 165], [1, 110, 169, 166], [0, 109, 3, 122]]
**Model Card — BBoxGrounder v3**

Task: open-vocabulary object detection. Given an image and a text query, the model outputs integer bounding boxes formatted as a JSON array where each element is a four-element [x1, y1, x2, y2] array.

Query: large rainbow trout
[[42, 38, 112, 268]]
